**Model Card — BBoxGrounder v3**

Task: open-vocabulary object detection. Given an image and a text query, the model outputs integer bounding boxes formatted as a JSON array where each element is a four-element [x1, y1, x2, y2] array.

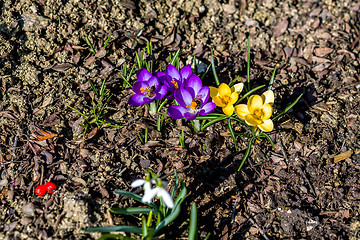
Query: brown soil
[[1, 0, 360, 239]]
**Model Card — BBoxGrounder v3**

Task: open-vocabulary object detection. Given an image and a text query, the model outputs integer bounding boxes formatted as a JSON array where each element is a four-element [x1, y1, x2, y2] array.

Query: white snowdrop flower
[[142, 182, 174, 209], [131, 179, 152, 194]]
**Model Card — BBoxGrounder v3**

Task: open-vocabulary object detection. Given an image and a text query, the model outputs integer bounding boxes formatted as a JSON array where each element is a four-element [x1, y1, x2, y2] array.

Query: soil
[[1, 0, 360, 239]]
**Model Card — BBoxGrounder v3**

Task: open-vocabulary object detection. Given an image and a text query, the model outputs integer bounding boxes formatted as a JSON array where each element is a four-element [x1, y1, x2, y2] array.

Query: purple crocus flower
[[164, 64, 193, 99], [167, 74, 215, 121], [128, 69, 167, 106]]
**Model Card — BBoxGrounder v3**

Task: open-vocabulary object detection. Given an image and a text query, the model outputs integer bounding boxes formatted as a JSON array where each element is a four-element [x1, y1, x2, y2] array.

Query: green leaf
[[169, 49, 181, 65], [103, 32, 112, 49], [109, 207, 158, 215], [153, 204, 181, 235], [228, 118, 238, 152], [228, 76, 240, 88], [272, 93, 303, 121], [85, 225, 142, 234], [188, 203, 197, 240], [238, 137, 255, 171], [200, 63, 212, 81], [236, 85, 266, 105], [200, 115, 230, 131], [246, 36, 251, 92], [114, 190, 158, 210], [211, 50, 220, 87], [98, 234, 137, 240], [260, 132, 276, 151], [268, 65, 277, 90], [173, 182, 187, 207]]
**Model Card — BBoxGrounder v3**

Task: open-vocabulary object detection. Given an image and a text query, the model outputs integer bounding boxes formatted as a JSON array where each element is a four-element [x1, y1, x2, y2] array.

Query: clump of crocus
[[235, 90, 274, 132], [163, 64, 193, 99], [128, 68, 167, 106], [167, 74, 216, 121], [210, 83, 244, 115]]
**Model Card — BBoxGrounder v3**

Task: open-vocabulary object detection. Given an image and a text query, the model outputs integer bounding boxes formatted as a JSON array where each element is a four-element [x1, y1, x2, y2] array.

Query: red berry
[[45, 182, 57, 193], [35, 185, 47, 196]]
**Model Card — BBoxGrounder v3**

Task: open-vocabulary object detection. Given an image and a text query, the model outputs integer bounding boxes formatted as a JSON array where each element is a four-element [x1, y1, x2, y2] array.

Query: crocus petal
[[218, 83, 231, 98], [137, 68, 153, 82], [180, 65, 192, 81], [229, 92, 239, 105], [209, 86, 218, 98], [133, 81, 149, 94], [262, 90, 274, 105], [245, 114, 263, 126], [185, 74, 202, 96], [261, 103, 273, 120], [154, 72, 166, 84], [131, 179, 145, 188], [213, 96, 226, 107], [157, 188, 174, 209], [142, 187, 159, 204], [234, 104, 249, 119], [196, 86, 210, 104], [174, 88, 193, 107], [184, 112, 197, 121], [231, 83, 244, 93], [259, 119, 274, 132], [155, 85, 168, 100], [247, 95, 263, 114], [167, 105, 187, 119], [146, 76, 159, 89], [199, 102, 216, 116], [166, 64, 180, 80], [222, 104, 234, 115], [129, 94, 147, 106]]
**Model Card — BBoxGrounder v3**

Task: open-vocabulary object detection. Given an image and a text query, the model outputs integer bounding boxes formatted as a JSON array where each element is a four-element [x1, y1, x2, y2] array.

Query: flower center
[[253, 108, 265, 120], [187, 98, 202, 110], [140, 86, 156, 97], [171, 79, 179, 89], [220, 94, 231, 105]]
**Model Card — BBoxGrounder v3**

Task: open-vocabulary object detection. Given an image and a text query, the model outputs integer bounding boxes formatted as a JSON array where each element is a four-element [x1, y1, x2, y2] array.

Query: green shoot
[[179, 130, 185, 149], [211, 50, 220, 87]]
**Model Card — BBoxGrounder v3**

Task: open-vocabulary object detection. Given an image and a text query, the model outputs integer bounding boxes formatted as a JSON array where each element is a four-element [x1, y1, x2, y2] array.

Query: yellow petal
[[245, 114, 263, 126], [209, 87, 218, 98], [261, 103, 273, 120], [234, 104, 249, 119], [247, 95, 263, 114], [222, 104, 234, 115], [218, 83, 231, 97], [261, 90, 274, 105], [230, 92, 239, 105], [258, 119, 274, 132], [213, 96, 226, 107], [231, 83, 244, 93]]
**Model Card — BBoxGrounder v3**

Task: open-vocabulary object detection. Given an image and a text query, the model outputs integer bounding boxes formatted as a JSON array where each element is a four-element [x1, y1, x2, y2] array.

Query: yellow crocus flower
[[209, 83, 244, 115], [234, 90, 274, 132]]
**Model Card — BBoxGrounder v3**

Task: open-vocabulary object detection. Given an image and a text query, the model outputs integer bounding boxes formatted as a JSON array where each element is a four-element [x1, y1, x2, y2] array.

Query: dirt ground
[[1, 0, 360, 239]]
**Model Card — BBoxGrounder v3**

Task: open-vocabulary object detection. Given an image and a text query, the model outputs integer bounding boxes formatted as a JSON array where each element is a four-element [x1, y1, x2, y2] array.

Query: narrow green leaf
[[144, 127, 148, 143], [153, 204, 181, 235], [211, 50, 220, 87], [260, 132, 276, 151], [238, 137, 255, 171], [228, 118, 238, 152], [268, 65, 277, 90], [173, 182, 187, 207], [86, 34, 96, 55], [85, 225, 142, 234], [188, 203, 197, 240], [103, 32, 112, 49], [236, 85, 266, 104], [98, 234, 136, 240], [272, 94, 303, 121], [109, 207, 157, 215], [169, 49, 181, 65], [88, 79, 98, 96], [200, 115, 230, 131], [228, 76, 240, 88], [99, 78, 107, 97], [247, 36, 251, 91], [200, 63, 212, 81]]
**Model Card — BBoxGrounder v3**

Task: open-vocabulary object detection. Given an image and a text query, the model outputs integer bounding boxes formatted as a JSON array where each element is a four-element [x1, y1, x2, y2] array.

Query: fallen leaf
[[31, 127, 58, 142], [99, 184, 110, 198], [51, 63, 73, 71], [273, 19, 288, 37], [334, 150, 353, 163]]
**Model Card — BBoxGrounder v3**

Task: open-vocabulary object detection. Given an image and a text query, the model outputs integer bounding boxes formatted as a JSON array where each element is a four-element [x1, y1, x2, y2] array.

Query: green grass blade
[[200, 115, 230, 131], [103, 32, 112, 49], [188, 203, 197, 240], [170, 49, 181, 65], [246, 36, 251, 91], [86, 34, 96, 55], [110, 207, 157, 215], [200, 62, 212, 81], [153, 204, 181, 235], [98, 234, 137, 240], [268, 65, 277, 90], [260, 132, 276, 151], [236, 85, 266, 105], [272, 94, 303, 121], [88, 79, 98, 96], [85, 225, 142, 234], [136, 51, 142, 69], [211, 50, 220, 87], [229, 76, 239, 88], [67, 105, 88, 118], [238, 137, 254, 171], [99, 78, 107, 97], [228, 118, 238, 152]]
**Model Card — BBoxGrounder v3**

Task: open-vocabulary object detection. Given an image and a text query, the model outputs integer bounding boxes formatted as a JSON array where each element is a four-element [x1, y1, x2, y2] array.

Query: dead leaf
[[334, 150, 353, 163], [73, 177, 87, 186], [84, 56, 96, 66], [31, 127, 58, 142], [99, 184, 109, 198], [95, 48, 107, 58], [51, 63, 73, 71], [86, 127, 98, 140], [73, 54, 80, 64], [273, 19, 288, 37], [314, 47, 333, 57]]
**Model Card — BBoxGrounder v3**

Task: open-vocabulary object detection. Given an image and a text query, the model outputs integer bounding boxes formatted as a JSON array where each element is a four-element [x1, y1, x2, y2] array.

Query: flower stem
[[193, 120, 200, 132], [149, 101, 157, 115]]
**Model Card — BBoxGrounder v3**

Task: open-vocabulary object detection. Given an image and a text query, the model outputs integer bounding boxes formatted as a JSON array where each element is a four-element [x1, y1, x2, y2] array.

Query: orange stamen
[[171, 79, 179, 89]]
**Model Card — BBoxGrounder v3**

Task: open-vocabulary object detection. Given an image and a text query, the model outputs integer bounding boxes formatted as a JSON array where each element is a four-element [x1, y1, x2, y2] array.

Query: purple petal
[[133, 81, 149, 95], [185, 74, 203, 96], [147, 76, 159, 89], [199, 102, 216, 116], [196, 86, 210, 104], [174, 88, 193, 108], [180, 65, 193, 81], [184, 112, 197, 121], [137, 68, 152, 82], [154, 71, 166, 84], [166, 64, 180, 81], [155, 85, 167, 100], [164, 75, 181, 92], [167, 105, 188, 119], [129, 94, 147, 106]]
